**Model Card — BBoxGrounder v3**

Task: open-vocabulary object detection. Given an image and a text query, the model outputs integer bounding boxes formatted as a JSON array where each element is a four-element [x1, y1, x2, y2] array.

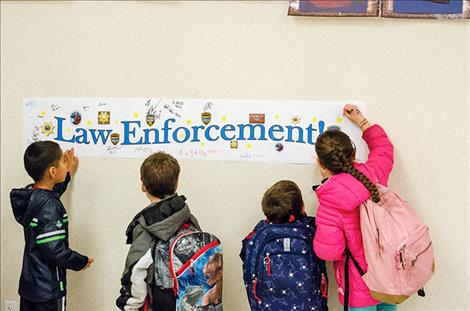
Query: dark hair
[[24, 141, 63, 182], [315, 130, 380, 203], [140, 152, 180, 199], [262, 180, 304, 224]]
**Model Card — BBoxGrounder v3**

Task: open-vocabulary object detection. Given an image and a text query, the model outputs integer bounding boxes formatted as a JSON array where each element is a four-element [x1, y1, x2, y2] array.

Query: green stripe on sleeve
[[60, 281, 64, 291], [29, 223, 38, 227], [36, 235, 66, 245]]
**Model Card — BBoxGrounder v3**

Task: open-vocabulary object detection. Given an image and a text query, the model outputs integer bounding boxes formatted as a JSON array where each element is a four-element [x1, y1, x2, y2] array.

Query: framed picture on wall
[[288, 0, 380, 17], [382, 0, 470, 18]]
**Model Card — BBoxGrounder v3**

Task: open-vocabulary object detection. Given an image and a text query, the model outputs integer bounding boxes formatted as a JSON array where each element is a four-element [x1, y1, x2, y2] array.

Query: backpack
[[240, 217, 328, 311], [154, 225, 223, 311], [345, 184, 435, 309]]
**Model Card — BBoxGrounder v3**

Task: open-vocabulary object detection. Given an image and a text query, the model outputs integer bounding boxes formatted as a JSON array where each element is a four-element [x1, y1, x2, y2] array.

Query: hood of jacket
[[10, 185, 54, 227], [125, 194, 200, 243], [315, 169, 371, 212]]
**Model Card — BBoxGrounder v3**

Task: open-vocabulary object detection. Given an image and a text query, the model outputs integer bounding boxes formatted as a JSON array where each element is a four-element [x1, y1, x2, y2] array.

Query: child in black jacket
[[10, 141, 93, 311]]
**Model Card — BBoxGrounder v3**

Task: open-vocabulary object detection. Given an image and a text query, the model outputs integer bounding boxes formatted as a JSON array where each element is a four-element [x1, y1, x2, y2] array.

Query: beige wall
[[1, 1, 469, 310]]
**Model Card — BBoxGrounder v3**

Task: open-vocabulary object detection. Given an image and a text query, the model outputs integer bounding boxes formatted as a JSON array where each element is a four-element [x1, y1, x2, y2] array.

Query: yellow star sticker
[[98, 111, 110, 124], [134, 113, 139, 118], [87, 120, 92, 126], [67, 128, 71, 133], [200, 141, 205, 147], [337, 117, 343, 123], [186, 119, 192, 125], [247, 143, 252, 149], [312, 117, 317, 122], [221, 116, 227, 122], [40, 111, 46, 116], [41, 122, 55, 136], [275, 115, 279, 120], [178, 133, 185, 140]]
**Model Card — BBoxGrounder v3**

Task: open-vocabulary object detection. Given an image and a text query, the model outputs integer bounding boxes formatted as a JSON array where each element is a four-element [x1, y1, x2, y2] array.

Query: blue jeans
[[350, 303, 397, 311]]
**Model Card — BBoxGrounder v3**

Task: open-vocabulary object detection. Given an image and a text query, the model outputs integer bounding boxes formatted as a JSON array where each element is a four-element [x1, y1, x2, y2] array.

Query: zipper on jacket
[[56, 268, 64, 291]]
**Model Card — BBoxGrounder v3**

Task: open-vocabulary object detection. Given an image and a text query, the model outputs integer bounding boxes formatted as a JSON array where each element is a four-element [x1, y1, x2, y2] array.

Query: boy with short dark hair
[[10, 141, 93, 311], [116, 152, 200, 311]]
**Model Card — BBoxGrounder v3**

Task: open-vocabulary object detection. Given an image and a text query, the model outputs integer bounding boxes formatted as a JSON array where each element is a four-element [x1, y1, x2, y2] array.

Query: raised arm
[[344, 104, 394, 185]]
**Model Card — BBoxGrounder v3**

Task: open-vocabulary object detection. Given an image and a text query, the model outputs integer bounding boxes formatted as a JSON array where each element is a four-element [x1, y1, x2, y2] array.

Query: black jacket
[[10, 173, 88, 302]]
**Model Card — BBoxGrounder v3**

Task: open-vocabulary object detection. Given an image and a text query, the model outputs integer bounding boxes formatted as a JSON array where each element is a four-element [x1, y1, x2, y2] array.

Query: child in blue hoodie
[[10, 141, 93, 311]]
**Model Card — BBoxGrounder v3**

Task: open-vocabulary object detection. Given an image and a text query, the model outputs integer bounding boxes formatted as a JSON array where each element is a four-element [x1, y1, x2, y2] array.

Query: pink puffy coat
[[313, 125, 394, 308]]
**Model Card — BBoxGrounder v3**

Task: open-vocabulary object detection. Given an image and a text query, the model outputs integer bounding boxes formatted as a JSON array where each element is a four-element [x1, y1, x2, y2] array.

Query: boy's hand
[[64, 148, 79, 176], [82, 257, 94, 270]]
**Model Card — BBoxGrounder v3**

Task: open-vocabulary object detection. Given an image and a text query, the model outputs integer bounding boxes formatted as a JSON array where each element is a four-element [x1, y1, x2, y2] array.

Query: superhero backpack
[[240, 216, 328, 311], [155, 225, 223, 311], [344, 184, 435, 310]]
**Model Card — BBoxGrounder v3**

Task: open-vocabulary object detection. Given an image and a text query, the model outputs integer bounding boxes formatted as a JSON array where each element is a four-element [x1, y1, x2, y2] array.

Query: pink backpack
[[349, 184, 435, 305]]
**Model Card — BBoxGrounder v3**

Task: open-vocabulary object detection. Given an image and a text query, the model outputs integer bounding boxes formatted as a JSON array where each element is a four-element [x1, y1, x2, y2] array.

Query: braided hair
[[315, 129, 380, 203]]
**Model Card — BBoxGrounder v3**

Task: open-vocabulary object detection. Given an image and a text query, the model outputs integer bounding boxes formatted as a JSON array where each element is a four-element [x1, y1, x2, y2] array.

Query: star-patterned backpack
[[240, 216, 328, 311]]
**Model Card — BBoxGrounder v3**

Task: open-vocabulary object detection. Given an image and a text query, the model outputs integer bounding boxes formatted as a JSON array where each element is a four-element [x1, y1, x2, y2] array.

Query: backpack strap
[[343, 248, 365, 311], [346, 248, 364, 276]]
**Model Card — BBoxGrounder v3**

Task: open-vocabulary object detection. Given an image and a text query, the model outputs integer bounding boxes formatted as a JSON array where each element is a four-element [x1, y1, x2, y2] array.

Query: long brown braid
[[315, 130, 380, 203]]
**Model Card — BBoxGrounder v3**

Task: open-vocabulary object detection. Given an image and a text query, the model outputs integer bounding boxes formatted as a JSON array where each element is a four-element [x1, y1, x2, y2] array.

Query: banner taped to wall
[[23, 98, 366, 164]]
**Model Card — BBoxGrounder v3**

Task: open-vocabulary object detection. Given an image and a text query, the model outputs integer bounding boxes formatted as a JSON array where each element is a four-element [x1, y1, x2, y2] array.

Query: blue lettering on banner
[[53, 115, 326, 147], [121, 121, 143, 145]]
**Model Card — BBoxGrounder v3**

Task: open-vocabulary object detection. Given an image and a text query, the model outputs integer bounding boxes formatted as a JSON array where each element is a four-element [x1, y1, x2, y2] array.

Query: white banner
[[23, 98, 366, 164]]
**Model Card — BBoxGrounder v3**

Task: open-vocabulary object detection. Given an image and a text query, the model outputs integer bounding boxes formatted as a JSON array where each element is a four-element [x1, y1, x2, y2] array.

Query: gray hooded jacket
[[116, 194, 200, 311]]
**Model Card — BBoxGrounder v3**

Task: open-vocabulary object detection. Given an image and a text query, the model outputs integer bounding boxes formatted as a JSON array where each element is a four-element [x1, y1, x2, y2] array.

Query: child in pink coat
[[313, 104, 396, 311]]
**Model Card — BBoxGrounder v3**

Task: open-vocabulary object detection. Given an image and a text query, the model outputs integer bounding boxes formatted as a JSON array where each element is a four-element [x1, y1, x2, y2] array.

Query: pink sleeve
[[314, 206, 345, 261], [362, 124, 394, 186]]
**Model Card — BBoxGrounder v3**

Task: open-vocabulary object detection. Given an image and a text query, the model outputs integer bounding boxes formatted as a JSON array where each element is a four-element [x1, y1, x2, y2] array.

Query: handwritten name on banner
[[23, 98, 365, 164]]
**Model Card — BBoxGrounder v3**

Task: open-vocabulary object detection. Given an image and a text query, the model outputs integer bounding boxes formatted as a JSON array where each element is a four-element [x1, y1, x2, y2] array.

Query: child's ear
[[48, 166, 56, 178], [141, 183, 147, 193]]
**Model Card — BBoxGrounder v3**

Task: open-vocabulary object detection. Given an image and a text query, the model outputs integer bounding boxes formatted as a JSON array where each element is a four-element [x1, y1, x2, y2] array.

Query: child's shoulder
[[32, 190, 63, 211]]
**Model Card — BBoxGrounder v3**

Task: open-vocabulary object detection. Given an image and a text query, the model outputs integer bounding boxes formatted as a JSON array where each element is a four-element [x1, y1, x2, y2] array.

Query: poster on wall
[[288, 0, 380, 17], [382, 0, 470, 18], [23, 98, 366, 164]]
